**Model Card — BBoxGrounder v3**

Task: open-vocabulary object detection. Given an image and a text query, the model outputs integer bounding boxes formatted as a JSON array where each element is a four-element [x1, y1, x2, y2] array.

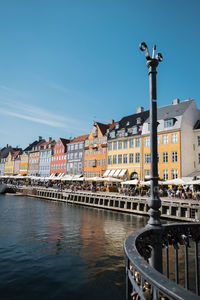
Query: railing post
[[140, 42, 163, 273]]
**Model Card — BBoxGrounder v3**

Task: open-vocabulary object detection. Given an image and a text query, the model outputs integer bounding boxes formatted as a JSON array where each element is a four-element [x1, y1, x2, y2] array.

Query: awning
[[118, 169, 127, 177], [109, 170, 116, 177], [103, 170, 111, 177], [61, 175, 73, 181], [113, 169, 121, 177]]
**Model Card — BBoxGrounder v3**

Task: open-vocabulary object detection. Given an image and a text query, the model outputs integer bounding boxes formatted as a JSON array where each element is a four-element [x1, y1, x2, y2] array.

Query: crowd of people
[[1, 178, 200, 200]]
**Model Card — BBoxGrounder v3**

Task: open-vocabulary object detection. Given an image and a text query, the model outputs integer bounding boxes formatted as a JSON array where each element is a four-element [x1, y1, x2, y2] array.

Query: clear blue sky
[[0, 0, 200, 149]]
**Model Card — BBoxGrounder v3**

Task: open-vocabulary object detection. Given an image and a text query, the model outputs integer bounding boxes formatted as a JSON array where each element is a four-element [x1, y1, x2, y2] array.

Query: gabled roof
[[70, 134, 89, 143], [194, 120, 200, 130], [24, 140, 39, 152], [59, 138, 70, 146], [29, 139, 46, 152], [117, 110, 149, 131], [40, 140, 56, 148], [146, 99, 194, 122], [12, 150, 22, 159]]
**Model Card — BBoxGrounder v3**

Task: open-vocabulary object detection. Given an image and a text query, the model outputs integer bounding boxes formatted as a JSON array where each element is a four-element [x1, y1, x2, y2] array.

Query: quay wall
[[17, 187, 200, 222]]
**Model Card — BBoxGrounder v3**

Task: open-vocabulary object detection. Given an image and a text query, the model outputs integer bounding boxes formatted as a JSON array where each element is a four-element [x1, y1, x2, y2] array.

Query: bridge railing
[[124, 223, 200, 300]]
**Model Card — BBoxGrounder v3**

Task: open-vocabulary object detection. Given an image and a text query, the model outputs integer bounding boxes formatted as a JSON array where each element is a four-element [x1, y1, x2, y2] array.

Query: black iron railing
[[124, 223, 200, 300]]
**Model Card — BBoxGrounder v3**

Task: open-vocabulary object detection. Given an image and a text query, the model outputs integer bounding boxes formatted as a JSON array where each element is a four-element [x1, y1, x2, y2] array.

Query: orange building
[[83, 121, 117, 178]]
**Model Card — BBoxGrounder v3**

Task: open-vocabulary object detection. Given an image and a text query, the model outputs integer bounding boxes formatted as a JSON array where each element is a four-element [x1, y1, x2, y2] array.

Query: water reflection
[[0, 195, 148, 300]]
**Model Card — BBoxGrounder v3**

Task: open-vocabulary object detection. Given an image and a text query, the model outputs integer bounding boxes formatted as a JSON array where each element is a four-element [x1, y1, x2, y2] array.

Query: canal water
[[0, 194, 148, 300]]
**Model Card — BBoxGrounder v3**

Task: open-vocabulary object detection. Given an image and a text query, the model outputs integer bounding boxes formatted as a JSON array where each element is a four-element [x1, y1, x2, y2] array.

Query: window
[[102, 159, 106, 165], [79, 152, 83, 159], [110, 131, 115, 138], [115, 123, 119, 129], [129, 139, 134, 148], [108, 156, 112, 164], [98, 148, 101, 154], [89, 139, 93, 145], [123, 154, 128, 164], [129, 153, 134, 163], [163, 169, 168, 180], [135, 138, 140, 147], [102, 148, 106, 154], [97, 159, 101, 166], [113, 155, 117, 164], [135, 153, 140, 163], [123, 140, 128, 149], [163, 152, 168, 163], [71, 144, 74, 150], [79, 143, 83, 149], [93, 171, 96, 177], [162, 135, 168, 144], [84, 160, 87, 166], [103, 136, 107, 144], [113, 141, 117, 150], [118, 154, 122, 164], [88, 171, 91, 178], [85, 150, 88, 156], [145, 153, 151, 164], [145, 137, 150, 147], [171, 169, 178, 179], [171, 133, 177, 144], [198, 136, 200, 146], [84, 171, 87, 177], [172, 151, 178, 162], [164, 119, 174, 128], [98, 138, 101, 144], [75, 144, 78, 150], [85, 140, 89, 147], [108, 142, 112, 150], [93, 149, 96, 155], [97, 171, 100, 177], [145, 169, 150, 176], [132, 126, 137, 134], [118, 140, 122, 149], [89, 149, 92, 156]]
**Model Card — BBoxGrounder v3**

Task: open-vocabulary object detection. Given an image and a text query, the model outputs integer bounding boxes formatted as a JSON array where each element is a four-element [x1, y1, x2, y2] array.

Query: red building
[[50, 138, 70, 175]]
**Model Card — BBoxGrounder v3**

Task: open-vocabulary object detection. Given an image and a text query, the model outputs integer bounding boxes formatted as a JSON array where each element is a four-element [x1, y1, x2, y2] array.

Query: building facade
[[107, 99, 200, 181], [66, 134, 88, 176], [38, 138, 56, 177], [50, 138, 69, 175], [28, 137, 46, 176], [107, 108, 149, 180], [84, 121, 116, 178]]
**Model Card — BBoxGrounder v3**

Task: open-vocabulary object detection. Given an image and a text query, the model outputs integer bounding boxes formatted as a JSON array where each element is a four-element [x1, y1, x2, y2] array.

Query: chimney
[[48, 137, 52, 142], [110, 119, 114, 124], [6, 144, 9, 148], [137, 107, 144, 113], [173, 98, 180, 105], [38, 136, 42, 141]]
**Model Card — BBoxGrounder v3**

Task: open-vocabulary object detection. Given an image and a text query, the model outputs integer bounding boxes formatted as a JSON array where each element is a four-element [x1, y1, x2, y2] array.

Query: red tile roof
[[69, 134, 89, 143]]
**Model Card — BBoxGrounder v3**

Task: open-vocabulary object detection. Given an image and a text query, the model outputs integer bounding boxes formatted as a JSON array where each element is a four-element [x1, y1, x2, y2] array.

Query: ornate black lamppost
[[140, 42, 163, 272]]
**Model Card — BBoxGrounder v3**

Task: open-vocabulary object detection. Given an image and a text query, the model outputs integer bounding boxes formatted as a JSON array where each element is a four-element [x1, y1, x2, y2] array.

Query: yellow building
[[142, 131, 181, 181], [19, 152, 29, 175], [107, 99, 200, 181], [4, 152, 14, 175], [107, 108, 149, 180]]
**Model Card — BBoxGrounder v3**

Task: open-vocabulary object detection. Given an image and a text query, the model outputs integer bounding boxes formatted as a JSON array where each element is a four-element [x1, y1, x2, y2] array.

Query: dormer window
[[132, 126, 138, 134], [164, 118, 175, 128], [115, 123, 119, 129], [136, 117, 142, 125], [110, 131, 115, 138], [126, 121, 130, 126]]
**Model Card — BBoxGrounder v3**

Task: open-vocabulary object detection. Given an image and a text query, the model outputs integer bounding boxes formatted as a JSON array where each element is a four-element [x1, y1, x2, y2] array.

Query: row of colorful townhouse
[[1, 98, 200, 181]]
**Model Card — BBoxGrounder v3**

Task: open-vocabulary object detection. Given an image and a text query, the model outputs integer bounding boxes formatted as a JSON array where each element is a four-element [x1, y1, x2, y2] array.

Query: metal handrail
[[124, 223, 200, 300]]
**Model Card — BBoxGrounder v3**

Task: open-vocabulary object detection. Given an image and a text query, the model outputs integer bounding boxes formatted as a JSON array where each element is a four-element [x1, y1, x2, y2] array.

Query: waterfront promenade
[[10, 184, 200, 222]]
